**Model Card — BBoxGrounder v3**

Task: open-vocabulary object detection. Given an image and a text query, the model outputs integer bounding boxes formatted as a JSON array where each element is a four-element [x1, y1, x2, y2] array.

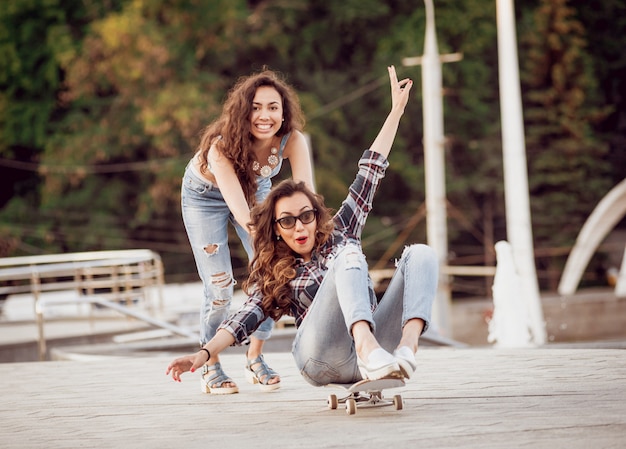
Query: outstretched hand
[[388, 65, 413, 113], [165, 351, 209, 382]]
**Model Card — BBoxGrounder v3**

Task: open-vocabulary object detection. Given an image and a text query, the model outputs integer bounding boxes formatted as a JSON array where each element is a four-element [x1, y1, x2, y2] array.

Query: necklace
[[252, 140, 279, 177]]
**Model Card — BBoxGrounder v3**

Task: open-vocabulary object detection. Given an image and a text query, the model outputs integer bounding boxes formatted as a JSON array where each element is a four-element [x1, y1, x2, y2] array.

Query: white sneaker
[[393, 346, 417, 379], [357, 348, 402, 380]]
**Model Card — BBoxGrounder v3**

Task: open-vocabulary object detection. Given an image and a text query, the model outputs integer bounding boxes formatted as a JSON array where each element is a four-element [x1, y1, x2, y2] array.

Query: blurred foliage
[[520, 0, 613, 289], [0, 0, 623, 295]]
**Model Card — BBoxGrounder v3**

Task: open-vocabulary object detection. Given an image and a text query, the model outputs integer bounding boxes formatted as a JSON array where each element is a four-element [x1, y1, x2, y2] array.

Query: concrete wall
[[451, 288, 626, 346]]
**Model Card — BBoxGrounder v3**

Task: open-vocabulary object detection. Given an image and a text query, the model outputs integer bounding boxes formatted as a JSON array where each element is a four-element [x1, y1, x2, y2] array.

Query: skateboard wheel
[[327, 394, 338, 410], [346, 398, 357, 415], [393, 394, 403, 410]]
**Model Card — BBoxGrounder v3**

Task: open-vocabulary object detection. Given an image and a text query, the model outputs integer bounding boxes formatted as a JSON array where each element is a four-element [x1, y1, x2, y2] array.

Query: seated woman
[[166, 66, 438, 388]]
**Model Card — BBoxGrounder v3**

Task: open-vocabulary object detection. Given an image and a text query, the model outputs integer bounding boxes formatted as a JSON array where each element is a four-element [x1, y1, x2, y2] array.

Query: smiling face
[[249, 86, 283, 141], [274, 192, 317, 262]]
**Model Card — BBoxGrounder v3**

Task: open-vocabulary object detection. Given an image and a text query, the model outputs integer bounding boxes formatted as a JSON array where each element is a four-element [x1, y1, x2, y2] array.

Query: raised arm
[[331, 66, 413, 237], [368, 66, 413, 159]]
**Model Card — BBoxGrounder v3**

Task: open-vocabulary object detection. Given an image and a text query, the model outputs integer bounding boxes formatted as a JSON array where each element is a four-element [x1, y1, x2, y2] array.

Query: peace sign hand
[[388, 65, 413, 113]]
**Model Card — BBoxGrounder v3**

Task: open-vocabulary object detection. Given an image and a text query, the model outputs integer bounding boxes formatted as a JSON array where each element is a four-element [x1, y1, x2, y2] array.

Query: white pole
[[421, 0, 451, 336], [496, 0, 546, 344]]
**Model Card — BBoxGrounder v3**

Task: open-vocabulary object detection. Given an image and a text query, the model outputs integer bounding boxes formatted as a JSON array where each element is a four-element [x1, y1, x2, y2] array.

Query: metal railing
[[0, 250, 193, 360]]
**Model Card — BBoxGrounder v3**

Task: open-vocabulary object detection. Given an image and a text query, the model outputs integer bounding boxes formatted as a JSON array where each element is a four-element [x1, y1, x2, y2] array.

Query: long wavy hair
[[196, 69, 305, 207], [243, 180, 335, 321]]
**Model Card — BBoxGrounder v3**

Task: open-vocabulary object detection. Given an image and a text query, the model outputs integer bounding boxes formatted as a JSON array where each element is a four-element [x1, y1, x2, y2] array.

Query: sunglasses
[[275, 209, 317, 230]]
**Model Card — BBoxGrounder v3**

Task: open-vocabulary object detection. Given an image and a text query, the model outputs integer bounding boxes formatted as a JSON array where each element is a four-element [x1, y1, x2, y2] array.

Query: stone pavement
[[1, 347, 625, 449]]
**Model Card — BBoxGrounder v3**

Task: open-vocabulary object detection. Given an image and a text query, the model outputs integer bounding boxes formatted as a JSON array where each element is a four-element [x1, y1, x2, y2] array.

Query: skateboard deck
[[326, 376, 406, 415]]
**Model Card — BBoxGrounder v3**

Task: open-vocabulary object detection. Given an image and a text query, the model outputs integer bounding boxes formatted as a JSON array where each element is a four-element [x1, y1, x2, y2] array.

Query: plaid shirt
[[219, 150, 389, 345]]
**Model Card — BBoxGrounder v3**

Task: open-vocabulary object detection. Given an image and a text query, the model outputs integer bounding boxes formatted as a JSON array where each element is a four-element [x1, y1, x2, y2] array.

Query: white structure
[[496, 0, 546, 345], [402, 0, 461, 336], [558, 178, 626, 298], [400, 0, 547, 343], [489, 241, 532, 347]]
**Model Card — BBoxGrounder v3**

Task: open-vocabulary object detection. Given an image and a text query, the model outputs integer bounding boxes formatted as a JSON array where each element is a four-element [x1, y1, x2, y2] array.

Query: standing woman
[[182, 69, 314, 394], [169, 66, 438, 389]]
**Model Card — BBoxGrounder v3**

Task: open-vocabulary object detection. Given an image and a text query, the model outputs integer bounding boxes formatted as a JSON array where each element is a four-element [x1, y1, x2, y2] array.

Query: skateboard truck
[[326, 377, 405, 415]]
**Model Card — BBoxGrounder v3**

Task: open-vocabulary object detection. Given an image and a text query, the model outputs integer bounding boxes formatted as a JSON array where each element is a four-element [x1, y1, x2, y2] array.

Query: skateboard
[[326, 376, 405, 415]]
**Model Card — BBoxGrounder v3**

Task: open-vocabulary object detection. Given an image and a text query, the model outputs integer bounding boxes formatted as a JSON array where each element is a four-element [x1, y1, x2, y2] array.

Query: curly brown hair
[[195, 70, 305, 207], [243, 180, 335, 321]]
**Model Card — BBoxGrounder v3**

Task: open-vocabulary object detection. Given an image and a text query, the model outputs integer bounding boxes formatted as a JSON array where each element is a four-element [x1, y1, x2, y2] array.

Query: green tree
[[0, 0, 124, 255], [520, 0, 612, 288], [568, 0, 626, 186], [1, 0, 623, 293]]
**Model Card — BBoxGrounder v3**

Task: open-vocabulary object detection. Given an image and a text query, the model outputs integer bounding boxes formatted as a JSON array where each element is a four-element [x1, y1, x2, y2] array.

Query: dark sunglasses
[[275, 209, 317, 230]]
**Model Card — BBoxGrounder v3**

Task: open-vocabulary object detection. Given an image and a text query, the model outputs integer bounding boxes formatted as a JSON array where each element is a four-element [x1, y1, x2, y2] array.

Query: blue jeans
[[181, 163, 274, 345], [292, 243, 438, 386]]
